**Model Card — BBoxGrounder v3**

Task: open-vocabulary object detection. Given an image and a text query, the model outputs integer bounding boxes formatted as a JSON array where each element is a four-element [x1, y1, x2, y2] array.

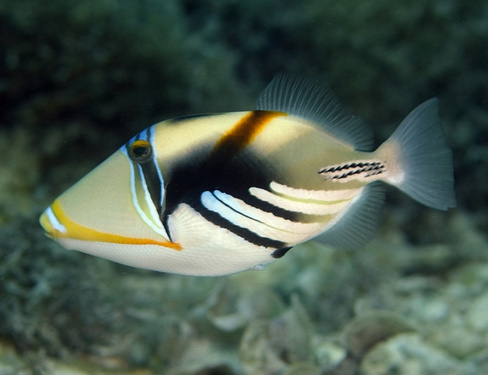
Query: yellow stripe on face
[[45, 200, 182, 250]]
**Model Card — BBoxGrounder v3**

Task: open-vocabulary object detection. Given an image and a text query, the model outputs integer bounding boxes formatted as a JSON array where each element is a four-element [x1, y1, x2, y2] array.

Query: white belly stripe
[[201, 191, 321, 244], [249, 186, 355, 216], [213, 190, 321, 234], [269, 181, 361, 201]]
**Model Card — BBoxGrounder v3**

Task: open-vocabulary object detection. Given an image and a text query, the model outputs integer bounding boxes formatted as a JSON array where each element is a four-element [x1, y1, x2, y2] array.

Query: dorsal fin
[[256, 74, 373, 151]]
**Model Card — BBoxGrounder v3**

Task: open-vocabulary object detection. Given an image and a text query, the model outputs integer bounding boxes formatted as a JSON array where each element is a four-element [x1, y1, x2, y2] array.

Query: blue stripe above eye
[[123, 126, 165, 211]]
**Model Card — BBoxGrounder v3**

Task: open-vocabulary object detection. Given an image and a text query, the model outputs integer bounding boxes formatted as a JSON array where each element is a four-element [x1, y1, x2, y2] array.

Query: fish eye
[[129, 140, 152, 163]]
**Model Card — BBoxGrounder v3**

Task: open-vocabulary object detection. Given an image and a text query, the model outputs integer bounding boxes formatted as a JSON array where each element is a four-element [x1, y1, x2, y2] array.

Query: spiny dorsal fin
[[256, 74, 374, 151]]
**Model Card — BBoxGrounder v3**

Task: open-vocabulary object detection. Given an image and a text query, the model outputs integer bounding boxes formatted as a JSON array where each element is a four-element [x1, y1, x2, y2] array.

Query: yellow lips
[[40, 199, 182, 250], [39, 210, 55, 238]]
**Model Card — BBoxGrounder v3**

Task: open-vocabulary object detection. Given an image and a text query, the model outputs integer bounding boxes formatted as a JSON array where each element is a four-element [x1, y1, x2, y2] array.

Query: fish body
[[40, 75, 456, 276]]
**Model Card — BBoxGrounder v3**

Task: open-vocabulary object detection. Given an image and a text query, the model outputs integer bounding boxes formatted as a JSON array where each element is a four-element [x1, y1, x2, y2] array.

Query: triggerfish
[[40, 75, 456, 276]]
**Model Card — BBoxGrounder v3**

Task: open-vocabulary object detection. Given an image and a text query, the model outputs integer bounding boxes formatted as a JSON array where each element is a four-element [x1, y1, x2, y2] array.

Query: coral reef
[[1, 0, 487, 374]]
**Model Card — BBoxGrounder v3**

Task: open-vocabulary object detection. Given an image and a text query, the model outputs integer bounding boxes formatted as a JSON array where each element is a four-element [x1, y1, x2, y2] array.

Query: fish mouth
[[39, 200, 182, 250], [39, 203, 66, 239]]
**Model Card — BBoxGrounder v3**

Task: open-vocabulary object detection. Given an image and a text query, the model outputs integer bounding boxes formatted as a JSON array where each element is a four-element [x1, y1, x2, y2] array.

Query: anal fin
[[315, 182, 385, 249]]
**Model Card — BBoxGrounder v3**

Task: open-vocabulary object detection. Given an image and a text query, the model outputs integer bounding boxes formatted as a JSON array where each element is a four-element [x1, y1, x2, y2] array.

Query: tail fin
[[379, 98, 456, 210]]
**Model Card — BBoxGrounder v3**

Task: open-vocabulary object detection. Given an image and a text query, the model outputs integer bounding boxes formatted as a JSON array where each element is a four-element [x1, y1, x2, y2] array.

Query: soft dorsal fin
[[256, 74, 373, 151]]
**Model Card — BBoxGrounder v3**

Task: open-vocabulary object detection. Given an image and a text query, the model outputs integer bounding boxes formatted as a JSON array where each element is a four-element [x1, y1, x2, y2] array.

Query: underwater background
[[1, 0, 487, 374]]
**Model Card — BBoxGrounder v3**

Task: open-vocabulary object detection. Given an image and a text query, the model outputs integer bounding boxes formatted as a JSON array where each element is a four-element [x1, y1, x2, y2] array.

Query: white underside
[[59, 203, 277, 276]]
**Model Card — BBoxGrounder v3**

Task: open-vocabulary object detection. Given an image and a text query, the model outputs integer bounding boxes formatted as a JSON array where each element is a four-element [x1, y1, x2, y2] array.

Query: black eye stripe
[[124, 131, 166, 233]]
